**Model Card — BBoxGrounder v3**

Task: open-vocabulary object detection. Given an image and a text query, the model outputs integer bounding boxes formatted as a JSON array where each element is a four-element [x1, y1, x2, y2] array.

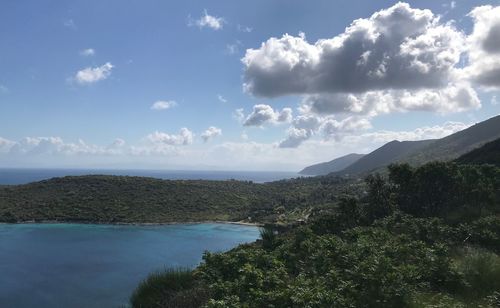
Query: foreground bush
[[130, 268, 209, 308]]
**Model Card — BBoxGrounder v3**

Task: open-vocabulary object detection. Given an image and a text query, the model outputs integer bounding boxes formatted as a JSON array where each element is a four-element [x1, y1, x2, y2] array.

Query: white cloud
[[242, 3, 479, 116], [201, 126, 222, 142], [302, 83, 481, 116], [5, 137, 117, 156], [466, 5, 500, 89], [279, 127, 311, 148], [73, 62, 113, 85], [0, 120, 471, 170], [278, 114, 372, 148], [80, 48, 95, 56], [190, 10, 224, 30], [151, 100, 177, 110], [451, 1, 456, 9], [217, 95, 228, 103], [0, 85, 8, 93], [243, 104, 293, 126], [146, 128, 194, 146]]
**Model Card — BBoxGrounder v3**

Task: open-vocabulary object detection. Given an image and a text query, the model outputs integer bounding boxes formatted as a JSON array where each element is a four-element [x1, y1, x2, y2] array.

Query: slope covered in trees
[[331, 140, 434, 177], [400, 115, 500, 165], [0, 175, 354, 224], [131, 162, 500, 307], [456, 137, 500, 166]]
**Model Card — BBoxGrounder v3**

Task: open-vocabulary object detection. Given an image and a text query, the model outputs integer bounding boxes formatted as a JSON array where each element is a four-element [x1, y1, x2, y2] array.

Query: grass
[[130, 268, 209, 308], [455, 247, 500, 301]]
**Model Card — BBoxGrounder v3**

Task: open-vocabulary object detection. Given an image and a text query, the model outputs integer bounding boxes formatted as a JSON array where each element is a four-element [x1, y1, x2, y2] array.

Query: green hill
[[299, 153, 365, 175], [0, 174, 354, 224], [331, 140, 435, 177], [456, 137, 500, 166], [400, 115, 500, 165]]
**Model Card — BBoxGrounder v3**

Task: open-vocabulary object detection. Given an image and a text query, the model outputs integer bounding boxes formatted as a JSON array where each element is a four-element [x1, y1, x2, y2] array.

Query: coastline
[[0, 219, 263, 227]]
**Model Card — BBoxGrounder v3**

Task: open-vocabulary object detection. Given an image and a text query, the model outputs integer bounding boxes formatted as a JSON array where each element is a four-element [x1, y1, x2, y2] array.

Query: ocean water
[[0, 168, 299, 185], [0, 223, 260, 307]]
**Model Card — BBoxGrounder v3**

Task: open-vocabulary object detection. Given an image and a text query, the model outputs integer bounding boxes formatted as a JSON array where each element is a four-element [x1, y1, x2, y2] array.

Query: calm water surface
[[0, 223, 259, 307]]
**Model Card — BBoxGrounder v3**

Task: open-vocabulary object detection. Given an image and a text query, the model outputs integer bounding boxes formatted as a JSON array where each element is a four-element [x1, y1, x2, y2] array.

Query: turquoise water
[[0, 223, 259, 307]]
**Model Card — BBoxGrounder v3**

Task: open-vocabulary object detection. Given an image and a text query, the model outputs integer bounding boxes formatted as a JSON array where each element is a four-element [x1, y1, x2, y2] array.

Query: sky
[[0, 0, 500, 171]]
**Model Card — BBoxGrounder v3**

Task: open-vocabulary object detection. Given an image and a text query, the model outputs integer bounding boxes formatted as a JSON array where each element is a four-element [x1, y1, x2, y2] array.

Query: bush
[[130, 268, 209, 308], [455, 248, 500, 300]]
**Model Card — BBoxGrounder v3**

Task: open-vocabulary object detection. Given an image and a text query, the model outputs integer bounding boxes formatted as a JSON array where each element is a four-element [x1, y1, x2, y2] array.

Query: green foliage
[[132, 162, 500, 307], [454, 248, 500, 300], [259, 226, 277, 250], [388, 162, 500, 221], [364, 173, 394, 222], [130, 268, 209, 308], [0, 174, 354, 224], [456, 137, 500, 166]]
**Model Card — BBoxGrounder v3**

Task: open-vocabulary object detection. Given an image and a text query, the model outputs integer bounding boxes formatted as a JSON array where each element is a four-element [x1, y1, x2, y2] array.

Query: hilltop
[[299, 153, 365, 176]]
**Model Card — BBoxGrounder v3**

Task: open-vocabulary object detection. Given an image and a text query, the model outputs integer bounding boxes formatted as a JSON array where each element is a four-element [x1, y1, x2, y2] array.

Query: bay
[[0, 223, 259, 307]]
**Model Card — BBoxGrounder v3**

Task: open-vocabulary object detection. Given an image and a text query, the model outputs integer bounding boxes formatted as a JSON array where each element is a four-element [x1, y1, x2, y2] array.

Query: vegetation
[[456, 137, 500, 166], [131, 162, 500, 307], [0, 174, 354, 224]]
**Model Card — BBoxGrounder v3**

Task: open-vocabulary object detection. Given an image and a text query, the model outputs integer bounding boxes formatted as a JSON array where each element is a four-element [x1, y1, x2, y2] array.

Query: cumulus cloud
[[466, 5, 500, 89], [190, 10, 224, 30], [201, 126, 222, 142], [73, 62, 113, 85], [279, 115, 372, 148], [243, 104, 293, 126], [146, 128, 194, 146], [151, 100, 177, 110], [303, 83, 480, 116], [242, 2, 481, 116], [80, 48, 95, 56]]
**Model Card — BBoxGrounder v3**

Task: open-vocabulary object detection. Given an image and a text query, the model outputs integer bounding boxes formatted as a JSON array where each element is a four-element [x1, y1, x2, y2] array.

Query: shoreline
[[0, 219, 263, 227]]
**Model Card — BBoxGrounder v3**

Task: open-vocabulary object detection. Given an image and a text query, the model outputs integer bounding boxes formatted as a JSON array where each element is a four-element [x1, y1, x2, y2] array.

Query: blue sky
[[0, 0, 499, 170]]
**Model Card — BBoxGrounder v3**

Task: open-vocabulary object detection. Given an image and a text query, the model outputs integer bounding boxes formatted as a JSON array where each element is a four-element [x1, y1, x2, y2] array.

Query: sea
[[0, 223, 260, 307], [0, 168, 300, 185]]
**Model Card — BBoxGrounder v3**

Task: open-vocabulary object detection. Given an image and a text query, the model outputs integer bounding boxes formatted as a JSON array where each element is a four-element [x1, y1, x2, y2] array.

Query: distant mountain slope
[[299, 153, 365, 175], [456, 137, 500, 166], [400, 115, 500, 165], [332, 140, 435, 177]]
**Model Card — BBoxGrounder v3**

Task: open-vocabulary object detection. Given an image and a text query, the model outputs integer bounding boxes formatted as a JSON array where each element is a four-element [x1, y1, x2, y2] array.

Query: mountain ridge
[[299, 153, 365, 176]]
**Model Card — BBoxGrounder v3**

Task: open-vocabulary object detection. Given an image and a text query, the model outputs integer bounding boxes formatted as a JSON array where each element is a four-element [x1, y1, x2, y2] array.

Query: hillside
[[401, 115, 500, 165], [456, 137, 500, 166], [299, 153, 365, 175], [0, 175, 353, 224], [331, 140, 435, 177], [132, 162, 500, 307]]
